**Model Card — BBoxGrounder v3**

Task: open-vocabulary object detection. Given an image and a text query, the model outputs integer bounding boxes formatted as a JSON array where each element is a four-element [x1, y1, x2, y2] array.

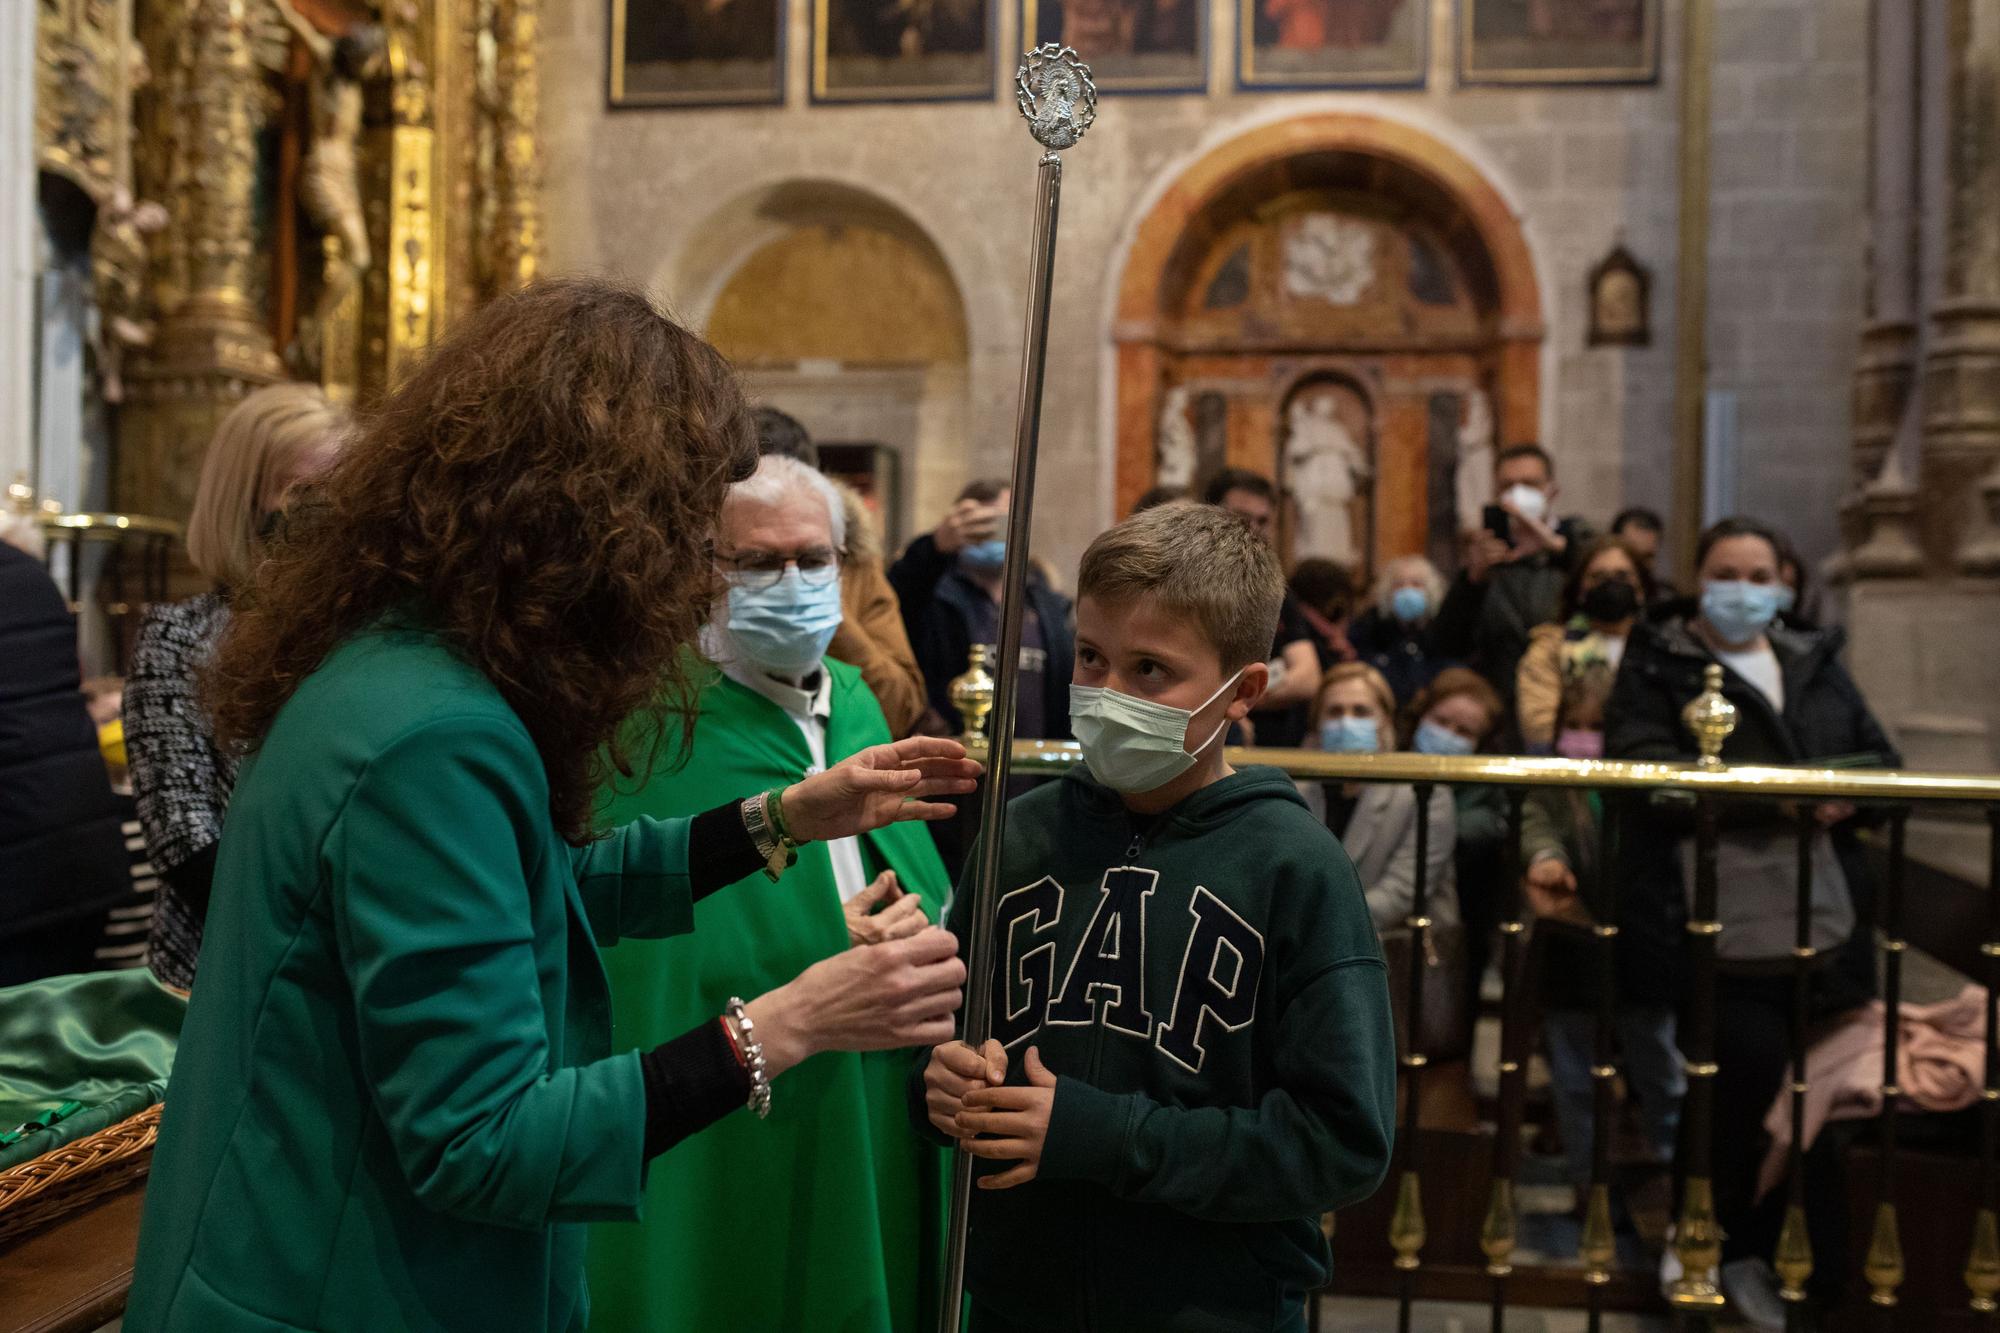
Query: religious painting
[[1587, 242, 1650, 346], [1457, 0, 1660, 86], [812, 0, 995, 102], [1277, 375, 1374, 569], [609, 0, 784, 107], [1023, 0, 1204, 93], [1237, 0, 1426, 92]]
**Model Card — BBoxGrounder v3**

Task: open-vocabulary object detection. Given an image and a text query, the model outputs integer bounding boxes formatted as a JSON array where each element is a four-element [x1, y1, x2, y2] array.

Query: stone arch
[[1109, 112, 1545, 548]]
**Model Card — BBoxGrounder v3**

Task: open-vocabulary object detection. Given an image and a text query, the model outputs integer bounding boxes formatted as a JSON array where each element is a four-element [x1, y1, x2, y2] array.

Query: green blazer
[[127, 624, 711, 1332]]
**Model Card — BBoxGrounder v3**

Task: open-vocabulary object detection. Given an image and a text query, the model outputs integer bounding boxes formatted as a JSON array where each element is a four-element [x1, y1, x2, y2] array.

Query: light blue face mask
[[1772, 584, 1798, 615], [960, 539, 1007, 574], [1390, 586, 1430, 624], [725, 569, 844, 676], [1319, 715, 1380, 754], [1414, 719, 1475, 757], [1700, 580, 1783, 647]]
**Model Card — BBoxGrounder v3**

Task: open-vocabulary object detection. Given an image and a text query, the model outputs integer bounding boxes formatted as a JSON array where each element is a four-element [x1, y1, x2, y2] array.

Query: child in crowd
[[916, 503, 1397, 1333], [1523, 671, 1683, 1192]]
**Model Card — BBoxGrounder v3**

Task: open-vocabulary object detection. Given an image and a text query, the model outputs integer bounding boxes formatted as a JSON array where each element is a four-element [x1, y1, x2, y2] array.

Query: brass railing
[[950, 655, 2000, 1330], [36, 510, 185, 671]]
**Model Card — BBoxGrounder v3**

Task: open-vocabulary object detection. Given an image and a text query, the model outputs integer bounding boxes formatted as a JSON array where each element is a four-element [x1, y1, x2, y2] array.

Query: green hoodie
[[921, 764, 1397, 1333]]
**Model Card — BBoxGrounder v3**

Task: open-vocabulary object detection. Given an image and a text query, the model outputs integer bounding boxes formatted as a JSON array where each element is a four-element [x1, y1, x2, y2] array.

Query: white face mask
[[1069, 668, 1245, 795], [1502, 482, 1550, 525]]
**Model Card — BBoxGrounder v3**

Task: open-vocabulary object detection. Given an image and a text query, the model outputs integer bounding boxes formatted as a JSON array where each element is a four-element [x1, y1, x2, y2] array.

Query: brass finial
[[1865, 1201, 1904, 1307], [6, 474, 31, 514], [1967, 1206, 2000, 1312], [1683, 663, 1738, 768], [1579, 1182, 1615, 1284], [1774, 1202, 1813, 1302], [1479, 1178, 1516, 1278], [1669, 1177, 1727, 1308], [949, 643, 996, 760], [1387, 1170, 1425, 1271]]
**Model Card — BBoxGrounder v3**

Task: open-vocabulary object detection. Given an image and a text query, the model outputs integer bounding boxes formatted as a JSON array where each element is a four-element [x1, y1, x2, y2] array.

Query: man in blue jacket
[[918, 503, 1396, 1333]]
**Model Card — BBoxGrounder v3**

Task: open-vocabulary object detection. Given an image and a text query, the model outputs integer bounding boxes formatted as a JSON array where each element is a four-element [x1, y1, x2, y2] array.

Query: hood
[[1059, 762, 1308, 833]]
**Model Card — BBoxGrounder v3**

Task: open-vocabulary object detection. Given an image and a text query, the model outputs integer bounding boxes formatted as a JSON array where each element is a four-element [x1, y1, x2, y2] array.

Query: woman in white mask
[[1298, 663, 1459, 935]]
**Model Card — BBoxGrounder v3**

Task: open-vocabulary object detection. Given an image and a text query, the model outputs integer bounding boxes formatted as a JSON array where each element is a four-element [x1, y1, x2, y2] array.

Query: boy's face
[[1074, 593, 1261, 751]]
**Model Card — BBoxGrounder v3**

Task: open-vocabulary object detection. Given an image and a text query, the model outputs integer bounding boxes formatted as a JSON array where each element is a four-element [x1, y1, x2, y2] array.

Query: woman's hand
[[923, 1039, 1008, 1140], [744, 926, 965, 1078], [845, 871, 929, 946], [1523, 856, 1583, 922], [782, 737, 981, 844], [958, 1046, 1059, 1190]]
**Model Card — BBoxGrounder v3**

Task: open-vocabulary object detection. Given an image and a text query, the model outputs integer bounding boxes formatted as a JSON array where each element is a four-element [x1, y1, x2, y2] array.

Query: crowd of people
[[0, 276, 1897, 1332]]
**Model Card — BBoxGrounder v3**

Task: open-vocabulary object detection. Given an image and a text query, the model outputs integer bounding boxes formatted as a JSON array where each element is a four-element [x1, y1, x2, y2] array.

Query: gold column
[[1670, 0, 1714, 588], [121, 0, 285, 524], [490, 0, 543, 293], [358, 26, 439, 398]]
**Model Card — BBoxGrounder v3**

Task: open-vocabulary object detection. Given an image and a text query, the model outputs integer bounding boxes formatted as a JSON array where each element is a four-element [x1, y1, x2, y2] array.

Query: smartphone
[[1482, 504, 1512, 546]]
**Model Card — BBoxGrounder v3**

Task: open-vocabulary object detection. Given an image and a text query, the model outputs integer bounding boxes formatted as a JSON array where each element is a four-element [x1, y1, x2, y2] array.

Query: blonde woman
[[127, 383, 349, 990]]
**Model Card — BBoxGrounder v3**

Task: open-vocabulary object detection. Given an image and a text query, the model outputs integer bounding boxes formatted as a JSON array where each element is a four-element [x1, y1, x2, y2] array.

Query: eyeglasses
[[714, 546, 842, 592]]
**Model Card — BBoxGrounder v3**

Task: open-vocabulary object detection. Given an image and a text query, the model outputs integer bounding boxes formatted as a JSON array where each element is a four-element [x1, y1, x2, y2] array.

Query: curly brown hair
[[206, 278, 754, 843]]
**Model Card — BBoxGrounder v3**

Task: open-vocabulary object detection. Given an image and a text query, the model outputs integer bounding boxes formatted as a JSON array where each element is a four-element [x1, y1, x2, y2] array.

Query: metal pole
[[937, 46, 1096, 1333]]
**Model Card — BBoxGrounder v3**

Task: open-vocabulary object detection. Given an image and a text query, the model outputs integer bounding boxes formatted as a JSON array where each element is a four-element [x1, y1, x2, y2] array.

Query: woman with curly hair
[[125, 279, 980, 1333]]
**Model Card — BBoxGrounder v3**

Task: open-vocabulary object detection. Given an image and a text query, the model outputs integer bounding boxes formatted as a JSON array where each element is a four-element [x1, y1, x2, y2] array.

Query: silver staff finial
[[1017, 44, 1096, 152]]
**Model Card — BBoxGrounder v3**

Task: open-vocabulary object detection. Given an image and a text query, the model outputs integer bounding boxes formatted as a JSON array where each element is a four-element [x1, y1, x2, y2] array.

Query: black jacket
[[1430, 519, 1590, 716], [888, 533, 1074, 740], [1346, 606, 1458, 707], [0, 543, 129, 941], [1604, 612, 1899, 1007]]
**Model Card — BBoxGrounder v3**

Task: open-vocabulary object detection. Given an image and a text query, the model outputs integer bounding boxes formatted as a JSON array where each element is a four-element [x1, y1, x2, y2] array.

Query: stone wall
[[541, 0, 1868, 581]]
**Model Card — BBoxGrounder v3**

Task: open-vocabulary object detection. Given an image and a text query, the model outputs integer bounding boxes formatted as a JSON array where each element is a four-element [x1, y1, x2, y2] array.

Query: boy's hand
[[924, 1038, 1007, 1140], [958, 1046, 1058, 1190]]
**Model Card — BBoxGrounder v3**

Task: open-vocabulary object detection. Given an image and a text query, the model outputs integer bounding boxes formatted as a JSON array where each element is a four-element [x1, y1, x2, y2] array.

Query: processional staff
[[937, 42, 1098, 1333]]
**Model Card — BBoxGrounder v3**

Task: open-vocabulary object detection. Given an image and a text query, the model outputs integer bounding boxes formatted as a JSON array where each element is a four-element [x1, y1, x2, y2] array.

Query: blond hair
[[1315, 661, 1396, 745], [186, 383, 348, 587], [1077, 503, 1283, 670]]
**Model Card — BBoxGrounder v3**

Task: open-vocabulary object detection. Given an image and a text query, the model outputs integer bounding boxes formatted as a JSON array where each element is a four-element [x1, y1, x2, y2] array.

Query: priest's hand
[[923, 1039, 1007, 1140], [958, 1046, 1058, 1189], [782, 738, 981, 844], [745, 927, 965, 1077], [846, 871, 930, 946]]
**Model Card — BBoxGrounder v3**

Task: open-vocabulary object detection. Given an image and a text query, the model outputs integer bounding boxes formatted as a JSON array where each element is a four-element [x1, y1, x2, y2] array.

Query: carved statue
[[274, 0, 383, 288], [1156, 384, 1196, 489], [1282, 213, 1377, 307], [1453, 387, 1495, 535], [1284, 392, 1368, 562], [89, 187, 170, 404]]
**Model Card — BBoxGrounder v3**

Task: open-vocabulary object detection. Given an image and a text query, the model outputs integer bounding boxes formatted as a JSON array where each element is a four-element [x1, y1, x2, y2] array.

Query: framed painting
[[1457, 0, 1660, 86], [1022, 0, 1205, 94], [1237, 0, 1426, 92], [609, 0, 784, 107], [812, 0, 996, 102]]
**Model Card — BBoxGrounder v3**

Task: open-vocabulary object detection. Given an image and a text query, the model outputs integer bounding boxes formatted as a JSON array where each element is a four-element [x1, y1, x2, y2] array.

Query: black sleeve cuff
[[639, 1019, 752, 1160], [687, 802, 768, 902]]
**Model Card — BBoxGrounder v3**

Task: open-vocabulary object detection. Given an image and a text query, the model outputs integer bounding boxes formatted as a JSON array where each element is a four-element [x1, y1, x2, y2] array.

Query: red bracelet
[[719, 1015, 748, 1068]]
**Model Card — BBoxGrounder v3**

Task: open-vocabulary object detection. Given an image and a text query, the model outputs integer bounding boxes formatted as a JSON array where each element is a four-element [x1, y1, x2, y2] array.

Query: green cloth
[[126, 623, 704, 1333], [587, 659, 952, 1333], [0, 969, 185, 1171]]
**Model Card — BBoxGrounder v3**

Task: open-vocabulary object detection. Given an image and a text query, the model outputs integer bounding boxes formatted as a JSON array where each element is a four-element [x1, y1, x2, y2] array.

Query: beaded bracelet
[[725, 996, 771, 1120]]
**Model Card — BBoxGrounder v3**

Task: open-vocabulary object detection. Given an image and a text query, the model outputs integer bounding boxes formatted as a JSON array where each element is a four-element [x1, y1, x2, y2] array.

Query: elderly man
[[587, 454, 953, 1333]]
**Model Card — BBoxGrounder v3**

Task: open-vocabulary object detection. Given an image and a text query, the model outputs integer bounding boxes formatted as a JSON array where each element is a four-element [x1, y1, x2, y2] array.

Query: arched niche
[[667, 181, 970, 549], [1112, 113, 1544, 573]]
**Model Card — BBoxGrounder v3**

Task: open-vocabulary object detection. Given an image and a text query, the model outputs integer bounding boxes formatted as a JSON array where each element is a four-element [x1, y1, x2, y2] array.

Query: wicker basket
[[0, 1102, 162, 1247]]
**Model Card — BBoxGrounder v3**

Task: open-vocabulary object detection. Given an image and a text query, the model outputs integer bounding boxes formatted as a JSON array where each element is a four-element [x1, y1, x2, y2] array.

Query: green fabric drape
[[0, 969, 185, 1171], [587, 662, 952, 1333]]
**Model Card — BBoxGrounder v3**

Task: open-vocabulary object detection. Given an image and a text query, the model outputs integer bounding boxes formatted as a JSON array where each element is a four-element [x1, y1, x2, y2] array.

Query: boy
[[917, 504, 1397, 1333]]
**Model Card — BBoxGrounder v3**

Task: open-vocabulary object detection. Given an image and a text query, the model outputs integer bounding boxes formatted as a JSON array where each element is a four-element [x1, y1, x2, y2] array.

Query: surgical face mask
[[1773, 584, 1798, 615], [1502, 483, 1550, 525], [960, 539, 1007, 574], [724, 569, 844, 676], [1318, 715, 1380, 754], [1700, 580, 1782, 647], [1390, 585, 1430, 624], [1414, 719, 1475, 757], [1556, 728, 1605, 760], [1069, 668, 1243, 795]]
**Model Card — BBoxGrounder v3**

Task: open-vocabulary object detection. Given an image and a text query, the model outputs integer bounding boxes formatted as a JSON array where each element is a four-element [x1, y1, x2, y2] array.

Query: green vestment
[[587, 659, 951, 1333]]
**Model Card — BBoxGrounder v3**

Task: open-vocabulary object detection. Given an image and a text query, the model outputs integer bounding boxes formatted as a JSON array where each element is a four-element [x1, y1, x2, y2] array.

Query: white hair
[[1373, 554, 1446, 611], [725, 453, 847, 551]]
